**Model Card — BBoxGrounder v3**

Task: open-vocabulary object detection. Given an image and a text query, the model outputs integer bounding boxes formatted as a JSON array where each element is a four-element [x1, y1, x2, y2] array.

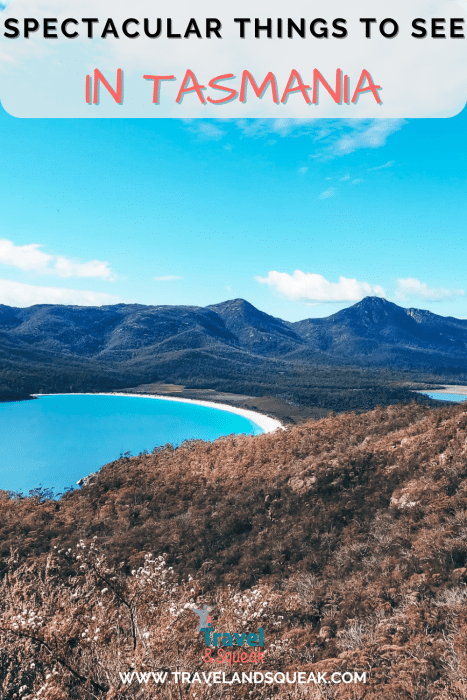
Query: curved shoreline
[[32, 392, 284, 434], [416, 384, 467, 396]]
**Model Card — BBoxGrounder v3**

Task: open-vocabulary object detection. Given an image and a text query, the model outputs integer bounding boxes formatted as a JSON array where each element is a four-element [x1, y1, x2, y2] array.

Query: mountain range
[[1, 296, 466, 405]]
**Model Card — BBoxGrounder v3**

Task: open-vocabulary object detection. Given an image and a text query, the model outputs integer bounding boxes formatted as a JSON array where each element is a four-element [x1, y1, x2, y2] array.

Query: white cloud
[[234, 119, 405, 158], [340, 174, 350, 181], [367, 160, 395, 172], [234, 118, 316, 139], [352, 178, 363, 185], [184, 121, 226, 141], [298, 166, 308, 174], [0, 279, 122, 307], [319, 188, 336, 199], [256, 270, 385, 303], [332, 120, 405, 156], [180, 118, 406, 159], [0, 239, 115, 280], [395, 278, 465, 302], [153, 275, 182, 281]]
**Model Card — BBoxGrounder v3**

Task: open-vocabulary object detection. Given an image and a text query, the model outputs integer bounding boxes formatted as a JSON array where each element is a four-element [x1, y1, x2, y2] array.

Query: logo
[[191, 604, 265, 665], [192, 604, 214, 633]]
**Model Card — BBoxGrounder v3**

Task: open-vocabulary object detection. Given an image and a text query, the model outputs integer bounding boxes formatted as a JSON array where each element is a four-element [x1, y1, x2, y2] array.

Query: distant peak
[[221, 298, 251, 306], [208, 298, 257, 312], [349, 296, 404, 313], [356, 296, 391, 306], [326, 296, 407, 324]]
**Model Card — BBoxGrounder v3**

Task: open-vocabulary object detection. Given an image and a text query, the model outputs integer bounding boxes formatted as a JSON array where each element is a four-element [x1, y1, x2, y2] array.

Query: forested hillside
[[2, 296, 466, 413]]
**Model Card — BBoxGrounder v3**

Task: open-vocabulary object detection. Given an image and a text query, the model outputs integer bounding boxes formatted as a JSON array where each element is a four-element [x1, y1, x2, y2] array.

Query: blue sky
[[0, 105, 466, 321]]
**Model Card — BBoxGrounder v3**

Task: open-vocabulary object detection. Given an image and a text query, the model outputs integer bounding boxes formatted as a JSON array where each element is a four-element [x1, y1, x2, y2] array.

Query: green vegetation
[[1, 297, 467, 417]]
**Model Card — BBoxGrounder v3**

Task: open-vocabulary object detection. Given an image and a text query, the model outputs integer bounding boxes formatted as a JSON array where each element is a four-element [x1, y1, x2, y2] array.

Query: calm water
[[420, 391, 467, 403], [0, 394, 263, 495]]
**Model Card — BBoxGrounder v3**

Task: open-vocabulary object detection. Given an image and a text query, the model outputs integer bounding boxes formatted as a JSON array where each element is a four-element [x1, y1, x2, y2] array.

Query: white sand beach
[[32, 392, 284, 434], [418, 385, 467, 396]]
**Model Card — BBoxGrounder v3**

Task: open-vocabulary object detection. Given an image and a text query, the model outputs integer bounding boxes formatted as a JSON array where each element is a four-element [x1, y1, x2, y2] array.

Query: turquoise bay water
[[420, 391, 467, 403], [0, 394, 263, 495]]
